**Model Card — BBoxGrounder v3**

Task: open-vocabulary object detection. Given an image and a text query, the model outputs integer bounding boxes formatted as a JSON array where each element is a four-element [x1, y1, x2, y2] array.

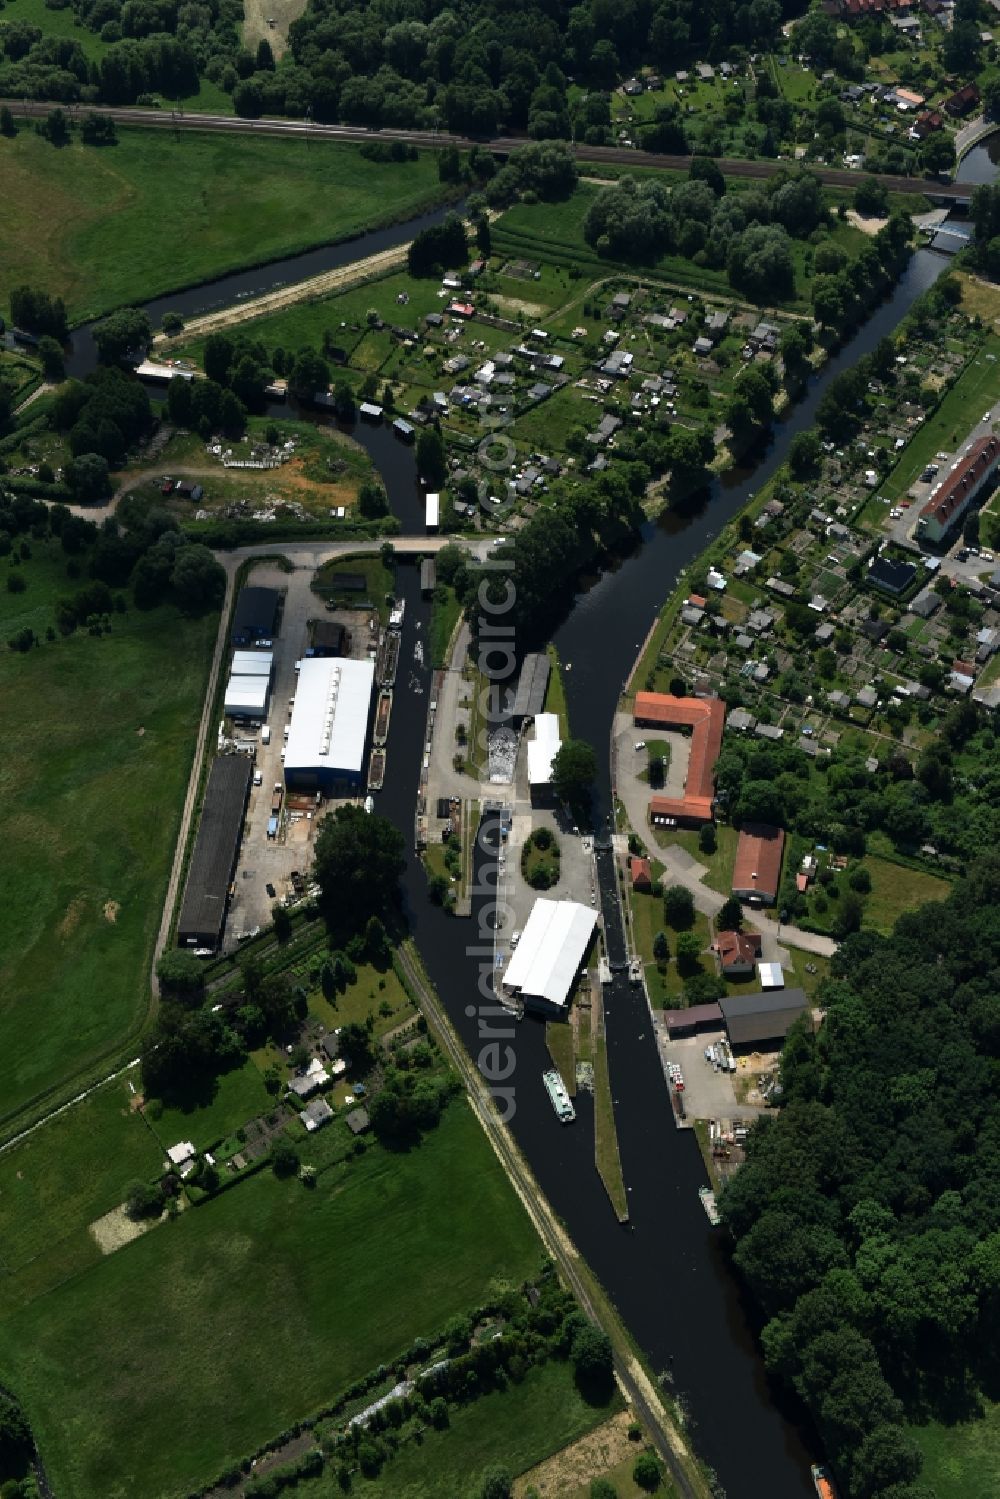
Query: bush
[[663, 884, 695, 930], [632, 1452, 661, 1491]]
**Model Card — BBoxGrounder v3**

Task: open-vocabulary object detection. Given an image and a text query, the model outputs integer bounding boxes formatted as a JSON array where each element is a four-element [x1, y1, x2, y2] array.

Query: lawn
[[429, 582, 461, 667], [663, 826, 740, 897], [0, 128, 445, 323], [593, 1034, 628, 1222], [299, 1358, 622, 1498], [544, 644, 571, 738], [146, 1058, 273, 1153], [546, 1020, 577, 1095], [0, 1102, 541, 1499], [864, 854, 950, 934], [883, 333, 1000, 500], [311, 553, 395, 623], [176, 268, 450, 366], [913, 1402, 1000, 1499], [0, 546, 216, 1131]]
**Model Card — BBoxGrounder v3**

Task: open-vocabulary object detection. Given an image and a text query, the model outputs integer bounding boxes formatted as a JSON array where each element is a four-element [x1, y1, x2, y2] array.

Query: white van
[[261, 725, 271, 745]]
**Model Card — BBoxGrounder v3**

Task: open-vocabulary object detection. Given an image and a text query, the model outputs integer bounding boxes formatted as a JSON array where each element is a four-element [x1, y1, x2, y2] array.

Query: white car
[[634, 741, 646, 751]]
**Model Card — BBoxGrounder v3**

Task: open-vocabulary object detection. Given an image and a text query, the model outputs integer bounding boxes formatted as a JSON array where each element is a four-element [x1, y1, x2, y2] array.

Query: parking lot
[[223, 561, 375, 947], [652, 1029, 766, 1123]]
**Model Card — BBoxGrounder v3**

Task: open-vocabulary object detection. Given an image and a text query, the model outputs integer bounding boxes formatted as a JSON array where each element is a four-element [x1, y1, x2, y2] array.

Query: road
[[395, 941, 712, 1499], [2, 98, 974, 203]]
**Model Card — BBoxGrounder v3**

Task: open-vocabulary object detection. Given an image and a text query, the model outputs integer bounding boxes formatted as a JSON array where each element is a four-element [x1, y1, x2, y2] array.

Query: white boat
[[699, 1186, 720, 1226], [543, 1069, 575, 1123]]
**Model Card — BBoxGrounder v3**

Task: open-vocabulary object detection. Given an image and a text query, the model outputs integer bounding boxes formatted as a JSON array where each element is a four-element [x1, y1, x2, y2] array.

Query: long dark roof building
[[512, 653, 551, 723], [177, 755, 252, 949], [720, 989, 809, 1048]]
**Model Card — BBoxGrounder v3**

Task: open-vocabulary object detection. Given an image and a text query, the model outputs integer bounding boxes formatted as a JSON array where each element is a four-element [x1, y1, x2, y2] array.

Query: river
[[70, 226, 951, 1496]]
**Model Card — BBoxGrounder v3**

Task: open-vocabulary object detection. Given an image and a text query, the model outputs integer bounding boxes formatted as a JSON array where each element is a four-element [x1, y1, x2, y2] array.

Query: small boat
[[698, 1186, 720, 1226], [414, 639, 424, 665], [368, 748, 386, 791], [542, 1069, 575, 1123], [811, 1466, 837, 1499], [388, 599, 405, 630], [373, 689, 392, 747]]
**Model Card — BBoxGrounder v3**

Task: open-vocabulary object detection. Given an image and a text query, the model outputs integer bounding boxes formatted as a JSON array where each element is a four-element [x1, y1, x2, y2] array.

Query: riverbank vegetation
[[0, 498, 219, 1129], [721, 856, 1000, 1499], [0, 127, 445, 323]]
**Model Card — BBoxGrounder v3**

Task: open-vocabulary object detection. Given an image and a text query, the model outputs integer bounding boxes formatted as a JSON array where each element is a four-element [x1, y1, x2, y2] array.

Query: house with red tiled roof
[[732, 824, 785, 906], [715, 929, 763, 977], [629, 856, 653, 891]]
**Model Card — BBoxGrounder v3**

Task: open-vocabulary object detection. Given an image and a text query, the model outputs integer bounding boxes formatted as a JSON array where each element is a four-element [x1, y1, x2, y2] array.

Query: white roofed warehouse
[[284, 657, 375, 794], [502, 898, 598, 1015]]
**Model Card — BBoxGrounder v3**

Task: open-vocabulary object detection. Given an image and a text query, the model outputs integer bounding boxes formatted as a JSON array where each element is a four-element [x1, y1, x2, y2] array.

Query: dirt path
[[154, 242, 411, 348], [242, 0, 306, 60], [13, 381, 54, 417]]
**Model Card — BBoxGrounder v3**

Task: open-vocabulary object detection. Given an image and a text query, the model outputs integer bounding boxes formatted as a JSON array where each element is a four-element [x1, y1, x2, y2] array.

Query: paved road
[[1, 99, 973, 203]]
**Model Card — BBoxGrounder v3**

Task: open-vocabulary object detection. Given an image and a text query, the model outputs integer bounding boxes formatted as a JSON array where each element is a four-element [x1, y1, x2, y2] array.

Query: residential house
[[716, 929, 762, 977]]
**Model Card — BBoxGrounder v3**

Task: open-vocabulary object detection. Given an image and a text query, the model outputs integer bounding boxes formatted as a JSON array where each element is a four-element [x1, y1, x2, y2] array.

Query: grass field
[[593, 1034, 628, 1222], [0, 1102, 541, 1499], [429, 582, 461, 667], [864, 854, 950, 933], [913, 1403, 1000, 1499], [0, 1072, 160, 1284], [883, 333, 1000, 500], [0, 542, 216, 1130], [148, 1058, 272, 1152], [295, 1358, 622, 1498], [0, 129, 445, 323], [544, 644, 571, 738]]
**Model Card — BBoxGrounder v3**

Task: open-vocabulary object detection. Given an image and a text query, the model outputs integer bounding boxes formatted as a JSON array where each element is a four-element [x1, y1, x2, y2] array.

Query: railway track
[[2, 98, 973, 203]]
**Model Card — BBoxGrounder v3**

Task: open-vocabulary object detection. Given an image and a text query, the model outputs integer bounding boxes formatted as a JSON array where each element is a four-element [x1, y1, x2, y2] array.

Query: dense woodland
[[721, 856, 1000, 1498], [0, 0, 807, 116]]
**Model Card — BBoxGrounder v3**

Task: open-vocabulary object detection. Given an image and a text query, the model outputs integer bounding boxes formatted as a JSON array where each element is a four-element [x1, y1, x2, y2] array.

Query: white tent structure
[[502, 899, 597, 1013], [527, 712, 561, 789], [224, 674, 270, 720], [231, 649, 273, 677]]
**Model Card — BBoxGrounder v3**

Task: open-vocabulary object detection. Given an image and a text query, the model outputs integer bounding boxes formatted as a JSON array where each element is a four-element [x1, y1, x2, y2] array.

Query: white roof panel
[[502, 898, 597, 1008], [224, 675, 269, 714], [231, 650, 273, 676], [757, 962, 784, 989], [284, 657, 375, 778], [526, 712, 561, 786]]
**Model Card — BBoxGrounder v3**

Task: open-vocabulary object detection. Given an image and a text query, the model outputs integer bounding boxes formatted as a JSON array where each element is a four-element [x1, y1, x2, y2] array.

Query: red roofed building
[[447, 301, 474, 318], [635, 692, 725, 827], [732, 824, 785, 906], [629, 856, 653, 891], [715, 929, 763, 977], [916, 435, 1000, 544], [944, 82, 980, 118]]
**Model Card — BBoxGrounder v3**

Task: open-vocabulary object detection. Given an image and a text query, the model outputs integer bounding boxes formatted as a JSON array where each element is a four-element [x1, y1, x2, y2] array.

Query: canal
[[70, 224, 951, 1496]]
